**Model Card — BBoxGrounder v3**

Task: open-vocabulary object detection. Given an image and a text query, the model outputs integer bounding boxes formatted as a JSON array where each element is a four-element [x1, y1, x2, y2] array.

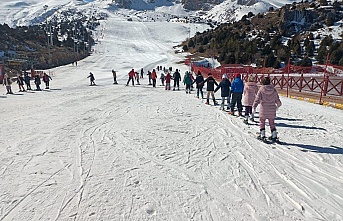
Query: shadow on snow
[[276, 122, 326, 131], [282, 142, 343, 154]]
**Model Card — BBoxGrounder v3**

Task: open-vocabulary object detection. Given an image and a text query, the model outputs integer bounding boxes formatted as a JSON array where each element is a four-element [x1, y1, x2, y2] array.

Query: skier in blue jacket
[[230, 73, 244, 116]]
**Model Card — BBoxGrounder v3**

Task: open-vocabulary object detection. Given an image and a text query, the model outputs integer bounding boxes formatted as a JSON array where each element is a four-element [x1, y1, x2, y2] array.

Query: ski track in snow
[[1, 9, 343, 221]]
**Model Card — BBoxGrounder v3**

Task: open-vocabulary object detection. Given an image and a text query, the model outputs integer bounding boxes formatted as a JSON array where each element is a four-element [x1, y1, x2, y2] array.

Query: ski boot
[[243, 116, 248, 124], [257, 129, 267, 142], [220, 103, 225, 111], [250, 113, 255, 122], [269, 129, 278, 143]]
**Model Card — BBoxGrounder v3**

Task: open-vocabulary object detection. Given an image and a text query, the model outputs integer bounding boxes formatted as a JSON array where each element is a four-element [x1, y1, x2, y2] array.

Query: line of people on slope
[[195, 71, 282, 142], [2, 72, 52, 94], [175, 70, 282, 142]]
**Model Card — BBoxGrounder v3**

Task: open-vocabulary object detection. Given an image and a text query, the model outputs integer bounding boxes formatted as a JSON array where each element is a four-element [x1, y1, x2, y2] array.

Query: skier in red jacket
[[165, 71, 172, 90], [126, 69, 135, 86]]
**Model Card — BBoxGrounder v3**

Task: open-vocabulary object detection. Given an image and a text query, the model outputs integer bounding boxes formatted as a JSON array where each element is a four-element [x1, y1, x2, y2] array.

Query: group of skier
[[194, 71, 282, 142], [87, 66, 282, 142], [201, 71, 282, 143], [2, 71, 52, 94], [124, 67, 282, 142]]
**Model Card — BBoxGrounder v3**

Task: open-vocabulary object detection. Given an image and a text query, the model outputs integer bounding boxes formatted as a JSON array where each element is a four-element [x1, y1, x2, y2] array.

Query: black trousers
[[174, 80, 180, 89], [230, 92, 243, 112], [127, 77, 134, 85]]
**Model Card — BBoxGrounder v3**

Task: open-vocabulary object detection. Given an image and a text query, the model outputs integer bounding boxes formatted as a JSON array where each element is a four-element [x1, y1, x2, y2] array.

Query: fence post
[[319, 53, 330, 104], [281, 74, 284, 90], [286, 58, 290, 97], [324, 75, 329, 96], [319, 74, 325, 105], [299, 74, 303, 92]]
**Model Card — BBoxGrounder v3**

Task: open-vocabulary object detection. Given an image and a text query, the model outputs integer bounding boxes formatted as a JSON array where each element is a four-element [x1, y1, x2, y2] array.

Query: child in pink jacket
[[253, 77, 282, 142], [243, 75, 258, 123]]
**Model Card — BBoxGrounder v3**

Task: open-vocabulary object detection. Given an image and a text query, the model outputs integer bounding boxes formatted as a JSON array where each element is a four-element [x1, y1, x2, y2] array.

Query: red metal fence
[[186, 60, 343, 104]]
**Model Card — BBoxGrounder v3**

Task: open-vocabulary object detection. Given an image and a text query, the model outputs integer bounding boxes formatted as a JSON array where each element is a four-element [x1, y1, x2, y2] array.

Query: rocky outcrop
[[237, 0, 257, 6], [181, 0, 224, 11]]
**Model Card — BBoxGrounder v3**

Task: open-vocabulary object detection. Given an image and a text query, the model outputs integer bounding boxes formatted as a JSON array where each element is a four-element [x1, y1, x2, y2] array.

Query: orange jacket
[[151, 70, 157, 79]]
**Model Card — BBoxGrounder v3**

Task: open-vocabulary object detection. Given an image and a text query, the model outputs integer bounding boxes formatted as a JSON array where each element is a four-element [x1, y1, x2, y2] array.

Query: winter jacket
[[193, 74, 204, 88], [173, 71, 181, 81], [253, 85, 282, 119], [88, 73, 95, 81], [231, 76, 244, 93], [17, 76, 25, 85], [214, 79, 231, 97], [151, 70, 157, 79], [243, 82, 258, 106], [34, 76, 41, 85], [203, 76, 218, 91], [128, 70, 135, 78], [165, 73, 171, 83], [43, 74, 52, 82], [3, 77, 12, 86], [183, 73, 192, 85], [24, 74, 31, 84]]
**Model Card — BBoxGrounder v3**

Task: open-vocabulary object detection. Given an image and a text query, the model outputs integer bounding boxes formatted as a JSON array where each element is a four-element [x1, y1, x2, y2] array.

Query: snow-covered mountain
[[200, 0, 305, 23], [0, 0, 307, 27]]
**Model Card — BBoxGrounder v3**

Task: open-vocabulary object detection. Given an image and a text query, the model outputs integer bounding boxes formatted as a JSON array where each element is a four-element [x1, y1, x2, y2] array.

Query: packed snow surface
[[1, 1, 343, 221]]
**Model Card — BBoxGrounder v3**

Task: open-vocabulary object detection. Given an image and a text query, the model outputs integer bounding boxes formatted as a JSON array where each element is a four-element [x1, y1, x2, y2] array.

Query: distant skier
[[140, 68, 144, 78], [214, 74, 231, 110], [87, 72, 96, 86], [183, 71, 192, 94], [230, 73, 244, 116], [34, 75, 41, 91], [112, 70, 118, 84], [135, 71, 140, 85], [42, 73, 52, 89], [147, 70, 152, 85], [3, 73, 13, 94], [151, 69, 157, 87], [203, 73, 218, 105], [17, 73, 26, 92], [165, 71, 171, 90], [126, 69, 135, 86], [24, 72, 31, 90], [253, 76, 282, 142], [193, 71, 205, 99], [172, 69, 181, 91], [160, 72, 165, 86], [243, 75, 258, 123]]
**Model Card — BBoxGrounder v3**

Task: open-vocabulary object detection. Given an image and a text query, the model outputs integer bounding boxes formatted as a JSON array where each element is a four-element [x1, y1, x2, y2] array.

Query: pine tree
[[298, 57, 312, 66], [319, 0, 328, 6], [306, 41, 315, 56], [188, 39, 195, 48], [265, 53, 276, 68], [330, 48, 343, 65], [316, 45, 328, 64], [326, 15, 335, 27]]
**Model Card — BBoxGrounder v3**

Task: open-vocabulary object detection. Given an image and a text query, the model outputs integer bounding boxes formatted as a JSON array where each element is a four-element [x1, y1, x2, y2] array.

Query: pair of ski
[[246, 124, 283, 146], [257, 135, 282, 145]]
